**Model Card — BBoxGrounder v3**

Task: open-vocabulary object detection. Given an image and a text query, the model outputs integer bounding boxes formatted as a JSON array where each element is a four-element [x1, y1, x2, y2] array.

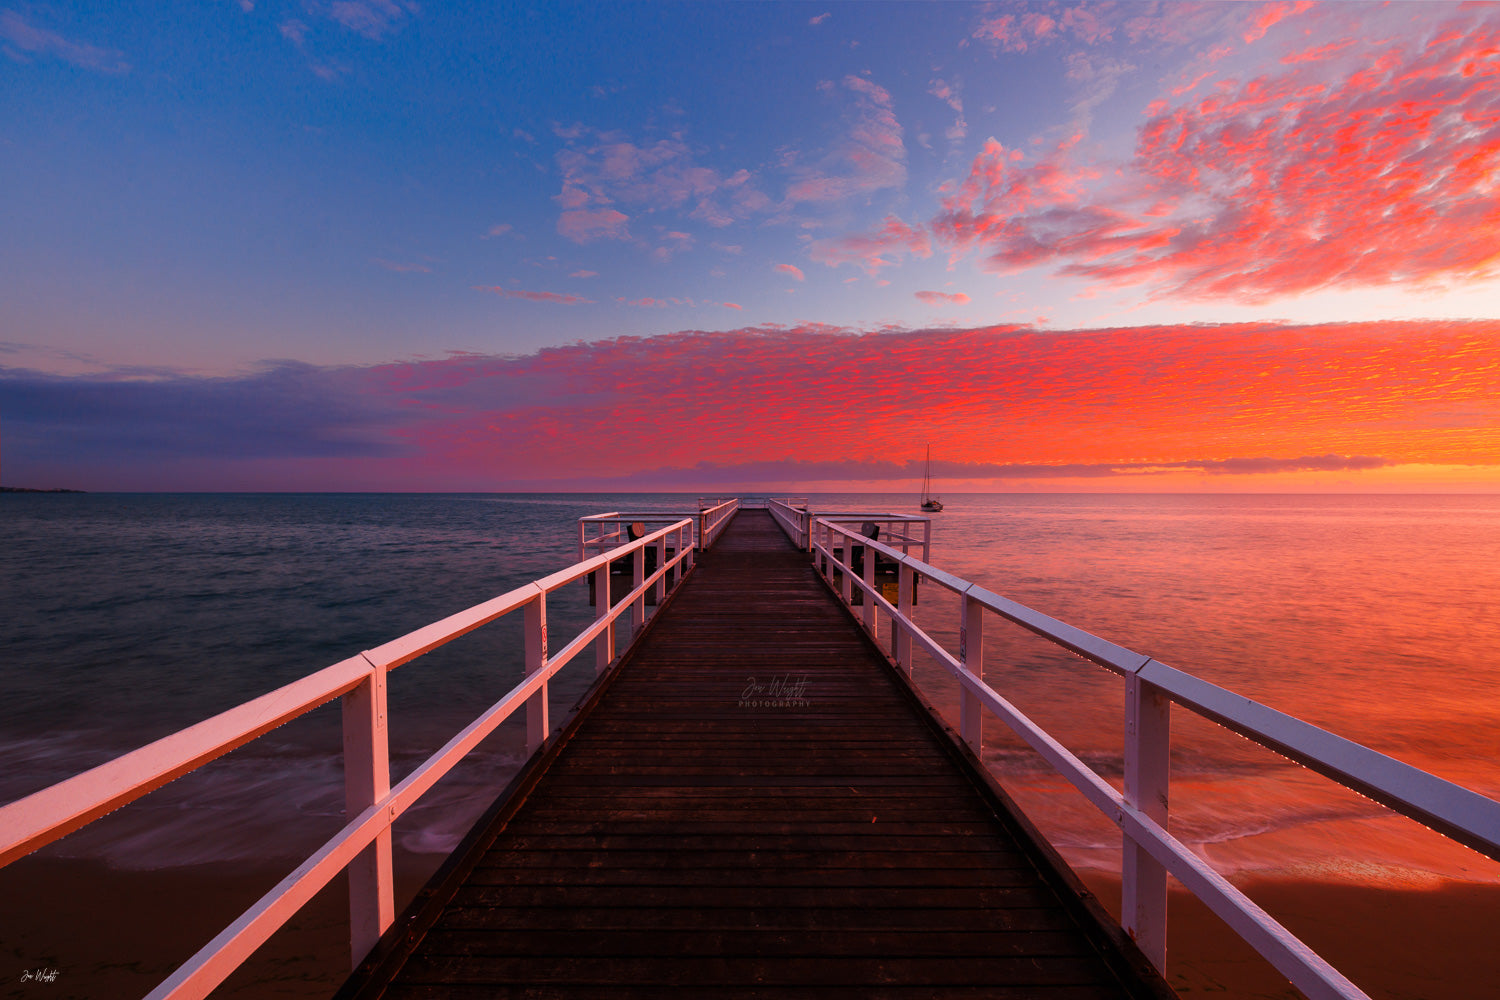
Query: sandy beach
[[0, 854, 435, 1000], [1084, 872, 1500, 999], [5, 851, 1499, 999]]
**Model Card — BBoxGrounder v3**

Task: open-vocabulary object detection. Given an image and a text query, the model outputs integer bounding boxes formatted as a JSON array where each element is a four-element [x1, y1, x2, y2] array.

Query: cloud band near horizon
[[3, 320, 1497, 491]]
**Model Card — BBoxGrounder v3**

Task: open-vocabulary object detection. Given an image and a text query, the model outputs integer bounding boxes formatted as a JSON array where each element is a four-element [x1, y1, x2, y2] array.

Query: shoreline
[[1082, 871, 1500, 998], [5, 854, 1500, 998]]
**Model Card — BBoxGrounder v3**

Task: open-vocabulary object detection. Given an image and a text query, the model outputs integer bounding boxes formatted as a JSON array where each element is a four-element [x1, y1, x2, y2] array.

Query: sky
[[2, 0, 1498, 492]]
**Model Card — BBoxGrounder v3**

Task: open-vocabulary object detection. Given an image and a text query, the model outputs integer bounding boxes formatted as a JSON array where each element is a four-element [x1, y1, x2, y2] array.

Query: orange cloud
[[376, 319, 1500, 487], [11, 320, 1498, 490]]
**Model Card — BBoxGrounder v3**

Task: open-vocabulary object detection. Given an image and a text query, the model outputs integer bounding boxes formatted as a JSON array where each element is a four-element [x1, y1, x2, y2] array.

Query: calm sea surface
[[3, 492, 1499, 888]]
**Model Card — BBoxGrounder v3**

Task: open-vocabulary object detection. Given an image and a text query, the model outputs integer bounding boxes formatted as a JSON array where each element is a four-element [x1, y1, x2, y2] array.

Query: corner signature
[[19, 969, 59, 984]]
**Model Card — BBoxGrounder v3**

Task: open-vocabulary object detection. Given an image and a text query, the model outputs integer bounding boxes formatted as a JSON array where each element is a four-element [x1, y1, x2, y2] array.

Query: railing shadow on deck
[[0, 503, 741, 1000], [782, 504, 1500, 1000]]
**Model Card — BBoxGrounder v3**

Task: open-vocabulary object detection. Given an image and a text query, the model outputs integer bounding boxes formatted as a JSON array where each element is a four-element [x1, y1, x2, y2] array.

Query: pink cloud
[[553, 131, 768, 243], [783, 76, 906, 206], [972, 5, 1112, 53], [557, 207, 630, 243], [722, 302, 743, 310], [569, 270, 598, 279], [0, 10, 129, 72], [810, 215, 932, 275], [810, 12, 830, 26], [473, 286, 593, 305], [329, 0, 416, 39], [929, 11, 1500, 302], [1242, 0, 1313, 44], [775, 263, 805, 282], [915, 291, 971, 306]]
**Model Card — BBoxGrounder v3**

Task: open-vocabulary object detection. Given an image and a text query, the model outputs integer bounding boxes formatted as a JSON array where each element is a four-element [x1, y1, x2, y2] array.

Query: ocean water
[[3, 492, 1499, 890]]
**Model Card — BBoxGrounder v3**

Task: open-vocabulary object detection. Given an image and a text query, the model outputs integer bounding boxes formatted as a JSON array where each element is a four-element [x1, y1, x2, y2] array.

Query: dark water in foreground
[[3, 492, 1499, 891]]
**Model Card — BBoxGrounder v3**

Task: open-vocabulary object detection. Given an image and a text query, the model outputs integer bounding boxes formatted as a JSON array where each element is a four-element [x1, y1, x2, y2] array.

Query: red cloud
[[775, 263, 805, 282], [914, 291, 971, 305], [16, 320, 1500, 489], [365, 319, 1500, 487], [1242, 0, 1313, 44], [932, 11, 1500, 301], [473, 286, 593, 304]]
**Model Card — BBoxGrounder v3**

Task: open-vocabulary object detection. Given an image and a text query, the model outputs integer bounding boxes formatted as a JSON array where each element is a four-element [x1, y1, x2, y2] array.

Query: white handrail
[[0, 516, 699, 1000], [811, 515, 1500, 1000], [578, 499, 740, 559], [767, 497, 811, 550]]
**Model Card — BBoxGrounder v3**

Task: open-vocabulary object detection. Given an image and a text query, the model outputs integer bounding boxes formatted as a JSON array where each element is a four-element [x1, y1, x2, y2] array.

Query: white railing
[[810, 516, 1500, 1000], [578, 498, 739, 561], [767, 497, 812, 549], [0, 518, 698, 1000], [770, 498, 930, 563]]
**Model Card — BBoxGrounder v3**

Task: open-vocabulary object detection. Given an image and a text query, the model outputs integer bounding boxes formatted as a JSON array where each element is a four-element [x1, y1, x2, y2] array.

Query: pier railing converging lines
[[579, 497, 739, 560], [0, 513, 715, 1000], [799, 510, 1500, 1000], [7, 494, 1500, 1000]]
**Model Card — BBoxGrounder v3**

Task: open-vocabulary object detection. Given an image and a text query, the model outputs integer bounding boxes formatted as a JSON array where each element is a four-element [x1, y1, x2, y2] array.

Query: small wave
[[7, 732, 528, 870]]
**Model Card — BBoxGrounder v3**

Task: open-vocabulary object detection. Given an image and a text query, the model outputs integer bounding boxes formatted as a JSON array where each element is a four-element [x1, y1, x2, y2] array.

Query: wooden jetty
[[7, 498, 1500, 1000], [337, 510, 1170, 998]]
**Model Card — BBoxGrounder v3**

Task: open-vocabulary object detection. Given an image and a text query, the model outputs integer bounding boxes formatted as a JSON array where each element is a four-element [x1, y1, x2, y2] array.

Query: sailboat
[[920, 444, 944, 512]]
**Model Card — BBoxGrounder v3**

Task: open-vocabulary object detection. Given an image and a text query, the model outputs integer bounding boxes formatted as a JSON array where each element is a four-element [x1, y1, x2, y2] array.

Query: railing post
[[593, 561, 613, 675], [897, 562, 914, 673], [922, 517, 932, 563], [525, 590, 549, 754], [655, 534, 667, 604], [862, 533, 877, 634], [840, 531, 853, 605], [1123, 668, 1170, 972], [960, 593, 984, 749], [632, 540, 646, 635], [342, 656, 394, 968]]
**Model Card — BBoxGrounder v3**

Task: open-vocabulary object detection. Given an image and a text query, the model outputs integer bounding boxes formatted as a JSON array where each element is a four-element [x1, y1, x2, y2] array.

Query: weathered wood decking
[[339, 510, 1173, 999]]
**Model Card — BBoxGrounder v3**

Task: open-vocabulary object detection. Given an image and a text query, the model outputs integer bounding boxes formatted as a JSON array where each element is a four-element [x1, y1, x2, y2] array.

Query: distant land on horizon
[[0, 486, 87, 494]]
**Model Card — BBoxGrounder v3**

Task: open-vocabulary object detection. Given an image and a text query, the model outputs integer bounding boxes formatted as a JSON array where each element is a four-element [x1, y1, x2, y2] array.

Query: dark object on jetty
[[586, 522, 680, 607], [336, 511, 1173, 999]]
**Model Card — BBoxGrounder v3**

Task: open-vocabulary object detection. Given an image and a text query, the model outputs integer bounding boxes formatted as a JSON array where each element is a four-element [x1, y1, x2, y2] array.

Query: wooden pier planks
[[340, 510, 1173, 1000]]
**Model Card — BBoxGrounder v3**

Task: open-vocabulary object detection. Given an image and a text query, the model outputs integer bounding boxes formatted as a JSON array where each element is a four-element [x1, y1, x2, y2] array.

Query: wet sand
[[1084, 872, 1500, 999], [0, 854, 436, 1000], [5, 854, 1500, 999]]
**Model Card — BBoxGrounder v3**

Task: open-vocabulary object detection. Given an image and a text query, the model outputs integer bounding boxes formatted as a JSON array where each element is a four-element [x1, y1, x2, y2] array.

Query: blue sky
[[3, 2, 1499, 490]]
